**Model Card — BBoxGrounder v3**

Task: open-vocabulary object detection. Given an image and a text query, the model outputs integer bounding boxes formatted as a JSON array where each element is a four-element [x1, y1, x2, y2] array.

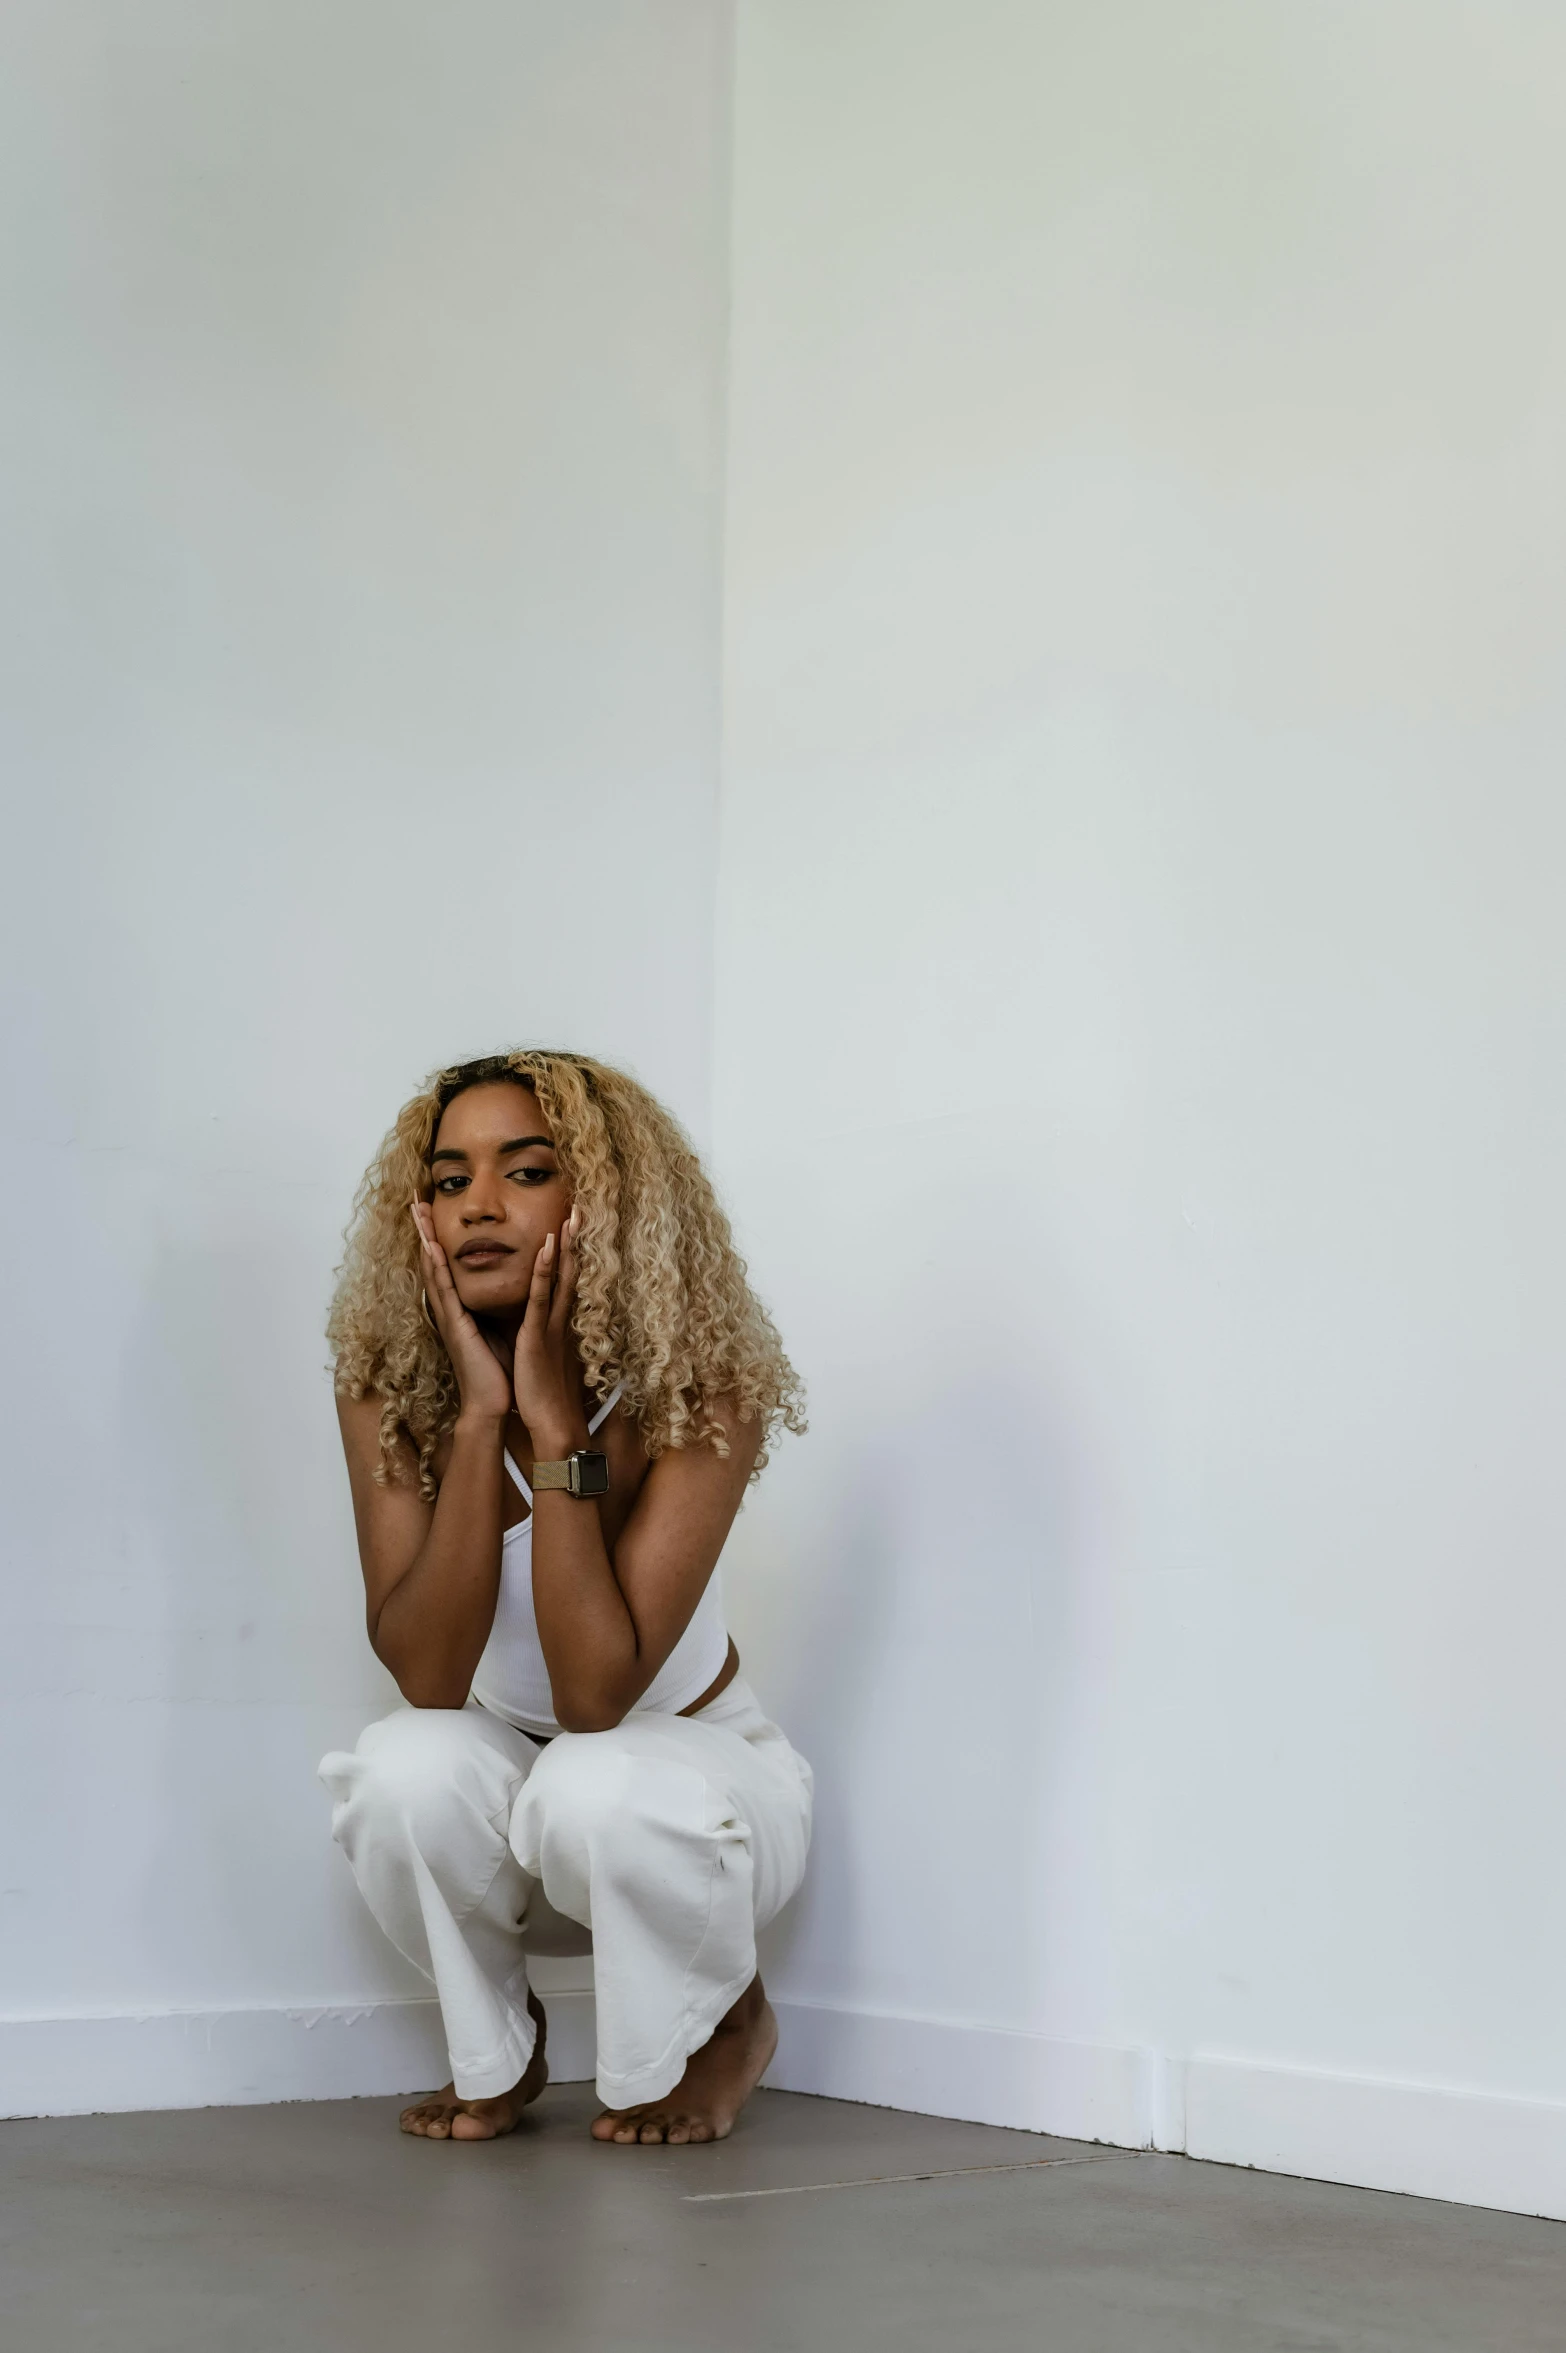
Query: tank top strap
[[587, 1380, 625, 1437], [503, 1383, 620, 1499]]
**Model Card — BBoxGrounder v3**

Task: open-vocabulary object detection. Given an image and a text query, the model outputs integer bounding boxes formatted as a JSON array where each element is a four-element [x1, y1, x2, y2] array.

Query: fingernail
[[543, 1233, 555, 1258], [568, 1205, 582, 1237]]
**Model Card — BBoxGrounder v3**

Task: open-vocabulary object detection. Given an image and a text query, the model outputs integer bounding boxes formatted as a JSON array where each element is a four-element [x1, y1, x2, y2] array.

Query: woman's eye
[[434, 1175, 468, 1195], [511, 1167, 553, 1186]]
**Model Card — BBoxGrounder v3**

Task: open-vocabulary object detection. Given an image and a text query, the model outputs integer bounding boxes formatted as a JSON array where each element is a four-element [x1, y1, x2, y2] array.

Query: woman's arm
[[527, 1394, 760, 1731], [340, 1204, 521, 1707], [338, 1392, 510, 1708]]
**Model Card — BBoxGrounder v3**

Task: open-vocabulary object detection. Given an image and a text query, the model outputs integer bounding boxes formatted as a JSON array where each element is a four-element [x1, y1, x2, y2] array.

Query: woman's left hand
[[512, 1206, 586, 1456]]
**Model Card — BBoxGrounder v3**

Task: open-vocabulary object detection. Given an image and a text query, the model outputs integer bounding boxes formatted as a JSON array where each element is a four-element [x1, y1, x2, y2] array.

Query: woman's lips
[[456, 1244, 514, 1265]]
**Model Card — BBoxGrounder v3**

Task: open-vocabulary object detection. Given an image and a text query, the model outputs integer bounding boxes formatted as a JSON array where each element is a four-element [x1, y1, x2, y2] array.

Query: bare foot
[[591, 1975, 777, 2146], [399, 1989, 548, 2141]]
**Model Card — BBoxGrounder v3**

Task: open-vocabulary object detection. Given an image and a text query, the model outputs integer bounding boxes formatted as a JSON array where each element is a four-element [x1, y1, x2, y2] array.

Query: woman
[[318, 1050, 810, 2147]]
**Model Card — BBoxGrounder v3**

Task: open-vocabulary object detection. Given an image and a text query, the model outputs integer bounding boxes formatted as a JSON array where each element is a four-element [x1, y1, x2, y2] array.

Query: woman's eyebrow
[[429, 1135, 554, 1167]]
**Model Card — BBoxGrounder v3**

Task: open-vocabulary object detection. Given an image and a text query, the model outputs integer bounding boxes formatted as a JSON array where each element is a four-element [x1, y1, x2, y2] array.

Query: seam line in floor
[[683, 2151, 1145, 2202]]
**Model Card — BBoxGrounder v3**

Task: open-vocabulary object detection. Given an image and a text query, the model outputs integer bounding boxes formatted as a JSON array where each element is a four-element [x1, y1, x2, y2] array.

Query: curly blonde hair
[[328, 1049, 805, 1497]]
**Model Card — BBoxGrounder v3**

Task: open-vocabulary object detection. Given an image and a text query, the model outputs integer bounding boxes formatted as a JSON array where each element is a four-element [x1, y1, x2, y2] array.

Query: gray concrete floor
[[2, 2085, 1561, 2352]]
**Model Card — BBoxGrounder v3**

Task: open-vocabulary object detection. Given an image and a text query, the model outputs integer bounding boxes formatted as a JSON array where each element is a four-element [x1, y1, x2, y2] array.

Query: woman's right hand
[[411, 1203, 514, 1426]]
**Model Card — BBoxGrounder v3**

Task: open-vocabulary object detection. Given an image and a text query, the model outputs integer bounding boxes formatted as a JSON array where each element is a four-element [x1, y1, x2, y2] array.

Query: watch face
[[571, 1450, 610, 1497]]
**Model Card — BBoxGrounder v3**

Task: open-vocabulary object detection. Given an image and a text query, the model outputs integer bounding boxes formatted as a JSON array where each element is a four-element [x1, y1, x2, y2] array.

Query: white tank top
[[468, 1385, 731, 1737]]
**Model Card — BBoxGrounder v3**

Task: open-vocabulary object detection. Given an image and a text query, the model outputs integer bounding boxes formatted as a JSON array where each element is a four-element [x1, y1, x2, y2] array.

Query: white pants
[[318, 1677, 812, 2109]]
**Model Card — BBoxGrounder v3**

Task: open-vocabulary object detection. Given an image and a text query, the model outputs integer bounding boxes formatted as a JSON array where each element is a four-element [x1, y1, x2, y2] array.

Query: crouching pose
[[319, 1051, 810, 2146]]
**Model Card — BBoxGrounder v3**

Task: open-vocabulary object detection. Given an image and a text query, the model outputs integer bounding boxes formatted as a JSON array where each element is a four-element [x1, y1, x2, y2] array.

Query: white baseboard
[[768, 1998, 1152, 2148], [0, 1990, 1141, 2142], [6, 1995, 1562, 2222], [1187, 2052, 1566, 2224], [0, 1991, 599, 2121], [772, 2002, 1566, 2223]]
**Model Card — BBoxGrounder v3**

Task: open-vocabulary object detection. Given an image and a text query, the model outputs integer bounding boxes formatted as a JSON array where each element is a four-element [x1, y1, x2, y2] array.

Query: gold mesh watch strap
[[530, 1451, 610, 1497]]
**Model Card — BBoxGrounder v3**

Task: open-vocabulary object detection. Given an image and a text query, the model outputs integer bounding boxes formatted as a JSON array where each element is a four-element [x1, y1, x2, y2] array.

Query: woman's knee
[[511, 1729, 712, 1884], [515, 1732, 638, 1852], [320, 1707, 499, 1861]]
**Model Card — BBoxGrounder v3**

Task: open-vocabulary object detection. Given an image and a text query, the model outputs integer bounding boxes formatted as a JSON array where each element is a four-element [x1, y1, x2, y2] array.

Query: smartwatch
[[531, 1450, 610, 1498]]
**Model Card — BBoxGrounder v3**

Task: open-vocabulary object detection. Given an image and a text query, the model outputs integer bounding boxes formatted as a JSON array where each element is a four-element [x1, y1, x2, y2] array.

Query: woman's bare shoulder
[[336, 1385, 383, 1458], [336, 1387, 426, 1488], [706, 1391, 766, 1470], [640, 1393, 764, 1498]]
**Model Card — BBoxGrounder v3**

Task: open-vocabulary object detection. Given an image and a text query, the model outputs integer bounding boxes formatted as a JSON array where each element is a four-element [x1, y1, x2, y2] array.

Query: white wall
[[718, 0, 1566, 2217], [0, 0, 731, 2108], [7, 0, 1564, 2219]]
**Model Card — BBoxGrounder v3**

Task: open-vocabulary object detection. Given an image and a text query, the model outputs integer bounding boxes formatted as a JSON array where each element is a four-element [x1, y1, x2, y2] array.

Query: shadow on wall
[[757, 1362, 1088, 2037], [754, 1444, 896, 2012], [117, 1170, 413, 2007]]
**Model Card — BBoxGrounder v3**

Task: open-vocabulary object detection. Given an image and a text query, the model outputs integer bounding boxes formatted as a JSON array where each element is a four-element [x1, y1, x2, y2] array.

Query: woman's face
[[425, 1080, 571, 1319]]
